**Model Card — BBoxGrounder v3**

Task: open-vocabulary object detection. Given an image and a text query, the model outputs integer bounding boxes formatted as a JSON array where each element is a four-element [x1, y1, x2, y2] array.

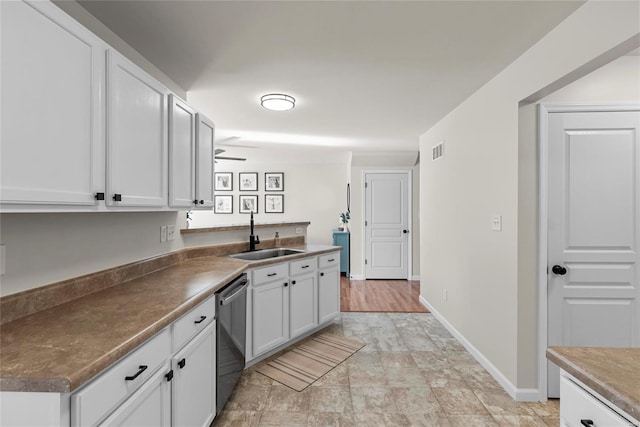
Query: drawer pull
[[320, 272, 324, 277], [292, 280, 296, 285], [194, 315, 207, 324], [267, 272, 277, 277], [284, 282, 288, 287], [580, 421, 594, 427], [125, 365, 148, 381], [165, 370, 174, 382], [178, 358, 186, 369], [301, 265, 310, 269], [328, 259, 335, 262]]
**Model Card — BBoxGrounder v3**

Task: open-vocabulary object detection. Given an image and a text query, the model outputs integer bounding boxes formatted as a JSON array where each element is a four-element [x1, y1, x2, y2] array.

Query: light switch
[[167, 225, 175, 241], [160, 226, 167, 242], [491, 215, 502, 232]]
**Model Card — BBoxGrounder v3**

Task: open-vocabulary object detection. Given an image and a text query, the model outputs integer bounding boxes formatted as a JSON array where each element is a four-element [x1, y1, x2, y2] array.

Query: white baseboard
[[411, 275, 420, 281], [418, 295, 541, 402], [349, 274, 365, 280]]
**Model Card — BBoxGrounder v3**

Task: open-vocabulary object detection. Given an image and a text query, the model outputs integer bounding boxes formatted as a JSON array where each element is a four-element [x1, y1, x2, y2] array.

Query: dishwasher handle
[[219, 281, 248, 306]]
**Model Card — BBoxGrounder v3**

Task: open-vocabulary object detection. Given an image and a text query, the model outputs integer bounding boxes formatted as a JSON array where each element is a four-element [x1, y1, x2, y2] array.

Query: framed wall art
[[214, 172, 233, 191], [239, 195, 258, 214], [214, 195, 233, 214], [265, 194, 284, 213], [265, 172, 284, 191], [239, 172, 258, 191]]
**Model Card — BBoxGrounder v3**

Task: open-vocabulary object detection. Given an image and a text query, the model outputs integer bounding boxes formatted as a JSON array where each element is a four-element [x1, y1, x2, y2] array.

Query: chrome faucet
[[249, 211, 260, 251]]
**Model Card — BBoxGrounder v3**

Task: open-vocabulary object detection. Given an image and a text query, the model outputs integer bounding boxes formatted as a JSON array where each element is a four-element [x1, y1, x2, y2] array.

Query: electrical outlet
[[443, 289, 448, 301], [295, 227, 303, 234], [167, 225, 175, 241], [160, 226, 167, 243], [491, 215, 502, 232], [0, 244, 6, 275]]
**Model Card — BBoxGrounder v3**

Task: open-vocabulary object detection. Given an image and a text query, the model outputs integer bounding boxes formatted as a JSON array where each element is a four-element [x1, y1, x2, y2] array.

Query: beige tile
[[350, 386, 398, 413], [493, 415, 549, 426], [352, 412, 411, 426], [258, 411, 309, 426], [225, 384, 271, 411], [348, 365, 388, 386], [379, 352, 418, 369], [391, 386, 443, 414], [541, 415, 560, 426], [264, 384, 310, 412], [238, 368, 276, 387], [211, 410, 260, 427], [432, 388, 490, 415], [527, 400, 560, 417], [385, 366, 429, 387], [309, 386, 353, 412], [404, 413, 452, 427], [312, 362, 350, 387], [473, 389, 536, 416], [345, 351, 382, 368], [447, 415, 498, 426], [422, 366, 468, 388], [411, 351, 450, 370], [306, 411, 356, 426], [457, 366, 503, 391]]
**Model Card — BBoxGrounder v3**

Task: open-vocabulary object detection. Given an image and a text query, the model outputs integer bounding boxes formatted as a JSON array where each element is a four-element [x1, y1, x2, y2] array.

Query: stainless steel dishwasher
[[215, 273, 248, 414]]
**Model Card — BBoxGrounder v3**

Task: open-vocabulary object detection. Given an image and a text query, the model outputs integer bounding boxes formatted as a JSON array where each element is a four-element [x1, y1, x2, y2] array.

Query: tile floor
[[213, 313, 559, 426]]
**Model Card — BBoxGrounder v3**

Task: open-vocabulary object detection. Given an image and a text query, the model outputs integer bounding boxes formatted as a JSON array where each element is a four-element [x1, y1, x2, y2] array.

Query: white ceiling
[[78, 0, 583, 158]]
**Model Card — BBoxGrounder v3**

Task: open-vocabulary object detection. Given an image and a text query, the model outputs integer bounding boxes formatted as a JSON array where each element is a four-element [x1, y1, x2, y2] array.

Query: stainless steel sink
[[228, 248, 305, 261]]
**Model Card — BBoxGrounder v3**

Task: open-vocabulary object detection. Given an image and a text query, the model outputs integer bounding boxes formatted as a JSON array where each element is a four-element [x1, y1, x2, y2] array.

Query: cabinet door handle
[[284, 282, 288, 287], [199, 200, 204, 205], [194, 315, 207, 324], [291, 280, 296, 285], [165, 370, 174, 382], [328, 259, 335, 262], [267, 273, 277, 277], [301, 265, 310, 269], [125, 365, 148, 381], [193, 199, 199, 205], [320, 272, 324, 277], [112, 193, 122, 202], [95, 192, 105, 201], [178, 358, 186, 369], [580, 420, 594, 427]]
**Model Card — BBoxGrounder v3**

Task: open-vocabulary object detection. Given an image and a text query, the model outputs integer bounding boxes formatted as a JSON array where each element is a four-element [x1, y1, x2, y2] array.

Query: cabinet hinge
[[165, 370, 174, 382]]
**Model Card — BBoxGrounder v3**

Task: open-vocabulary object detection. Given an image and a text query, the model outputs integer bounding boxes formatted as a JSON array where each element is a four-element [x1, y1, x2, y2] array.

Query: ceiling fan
[[214, 148, 246, 162]]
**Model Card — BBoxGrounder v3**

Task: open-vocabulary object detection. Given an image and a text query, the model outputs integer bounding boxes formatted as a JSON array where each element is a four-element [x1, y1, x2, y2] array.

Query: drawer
[[71, 328, 171, 427], [253, 262, 288, 286], [173, 296, 216, 352], [319, 252, 340, 269], [560, 376, 634, 427], [290, 257, 318, 276]]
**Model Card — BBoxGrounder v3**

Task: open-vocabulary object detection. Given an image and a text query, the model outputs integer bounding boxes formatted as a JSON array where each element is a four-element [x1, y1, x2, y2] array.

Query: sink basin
[[228, 248, 305, 261]]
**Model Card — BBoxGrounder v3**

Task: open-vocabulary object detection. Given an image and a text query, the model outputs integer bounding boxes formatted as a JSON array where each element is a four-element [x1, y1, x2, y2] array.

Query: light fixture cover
[[261, 93, 295, 111]]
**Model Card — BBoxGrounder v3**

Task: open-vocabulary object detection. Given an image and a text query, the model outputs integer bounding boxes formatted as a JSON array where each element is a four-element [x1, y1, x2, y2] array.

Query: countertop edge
[[1, 245, 341, 393], [546, 347, 639, 420]]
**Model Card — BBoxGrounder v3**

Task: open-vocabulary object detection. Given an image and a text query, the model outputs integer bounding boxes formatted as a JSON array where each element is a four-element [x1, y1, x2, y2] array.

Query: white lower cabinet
[[247, 251, 341, 362], [172, 322, 216, 427], [69, 296, 217, 427], [99, 363, 171, 427], [560, 372, 638, 427]]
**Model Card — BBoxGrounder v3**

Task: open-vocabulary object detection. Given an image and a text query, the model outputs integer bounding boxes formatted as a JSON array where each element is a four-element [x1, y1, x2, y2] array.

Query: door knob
[[552, 265, 567, 275], [402, 229, 409, 234]]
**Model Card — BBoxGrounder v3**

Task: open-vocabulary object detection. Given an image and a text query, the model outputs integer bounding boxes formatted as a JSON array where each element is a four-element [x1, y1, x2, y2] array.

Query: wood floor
[[340, 276, 428, 313]]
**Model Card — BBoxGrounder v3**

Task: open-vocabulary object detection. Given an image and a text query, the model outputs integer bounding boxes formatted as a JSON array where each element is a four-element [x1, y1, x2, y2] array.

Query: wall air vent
[[432, 141, 444, 161]]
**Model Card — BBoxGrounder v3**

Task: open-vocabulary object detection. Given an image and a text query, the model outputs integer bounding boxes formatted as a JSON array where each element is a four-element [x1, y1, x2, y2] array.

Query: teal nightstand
[[332, 230, 350, 278]]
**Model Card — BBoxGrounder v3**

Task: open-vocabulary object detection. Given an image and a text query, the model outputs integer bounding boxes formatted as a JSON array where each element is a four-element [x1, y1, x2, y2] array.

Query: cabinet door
[[1, 1, 104, 207], [195, 114, 215, 208], [106, 50, 168, 207], [99, 363, 171, 427], [253, 281, 289, 356], [289, 273, 318, 339], [319, 267, 340, 324], [169, 95, 196, 208], [172, 322, 216, 427]]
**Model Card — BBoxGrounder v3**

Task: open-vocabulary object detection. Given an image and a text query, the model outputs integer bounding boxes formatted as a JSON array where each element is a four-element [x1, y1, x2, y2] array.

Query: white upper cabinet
[[195, 114, 215, 208], [0, 0, 105, 207], [106, 50, 168, 207], [168, 95, 197, 208]]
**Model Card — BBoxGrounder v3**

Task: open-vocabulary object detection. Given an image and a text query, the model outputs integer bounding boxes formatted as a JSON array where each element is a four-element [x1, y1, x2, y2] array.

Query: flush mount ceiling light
[[260, 93, 295, 111]]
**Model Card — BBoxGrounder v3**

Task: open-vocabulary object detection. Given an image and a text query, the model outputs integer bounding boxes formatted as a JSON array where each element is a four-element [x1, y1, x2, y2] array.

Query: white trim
[[411, 275, 420, 281], [362, 169, 413, 280], [349, 274, 365, 280], [537, 103, 640, 402], [419, 295, 541, 402]]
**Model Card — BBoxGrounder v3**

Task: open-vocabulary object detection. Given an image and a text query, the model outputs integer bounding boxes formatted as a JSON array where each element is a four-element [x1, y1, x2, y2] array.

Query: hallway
[[340, 277, 428, 313]]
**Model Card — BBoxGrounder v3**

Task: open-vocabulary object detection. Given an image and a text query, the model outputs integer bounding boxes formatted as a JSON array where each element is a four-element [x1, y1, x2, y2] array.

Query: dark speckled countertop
[[0, 244, 339, 393], [547, 346, 640, 421]]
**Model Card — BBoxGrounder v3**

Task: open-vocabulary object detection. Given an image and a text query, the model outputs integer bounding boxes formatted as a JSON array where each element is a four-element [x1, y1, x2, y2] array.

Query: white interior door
[[364, 172, 410, 279], [547, 108, 640, 398]]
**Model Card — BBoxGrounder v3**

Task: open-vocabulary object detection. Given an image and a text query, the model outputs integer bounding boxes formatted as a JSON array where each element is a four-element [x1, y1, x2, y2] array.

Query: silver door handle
[[219, 282, 249, 306]]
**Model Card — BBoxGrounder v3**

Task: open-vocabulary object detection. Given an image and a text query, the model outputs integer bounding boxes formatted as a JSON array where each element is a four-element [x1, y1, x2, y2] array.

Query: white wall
[[419, 0, 639, 397]]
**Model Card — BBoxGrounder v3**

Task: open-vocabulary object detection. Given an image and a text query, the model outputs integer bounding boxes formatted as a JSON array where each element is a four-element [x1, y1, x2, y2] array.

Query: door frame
[[537, 103, 640, 401], [361, 169, 413, 280]]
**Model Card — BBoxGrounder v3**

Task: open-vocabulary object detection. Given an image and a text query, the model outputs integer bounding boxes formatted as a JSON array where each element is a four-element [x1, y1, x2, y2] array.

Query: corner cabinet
[[246, 251, 341, 363], [106, 50, 168, 208], [195, 114, 216, 208], [0, 0, 105, 207]]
